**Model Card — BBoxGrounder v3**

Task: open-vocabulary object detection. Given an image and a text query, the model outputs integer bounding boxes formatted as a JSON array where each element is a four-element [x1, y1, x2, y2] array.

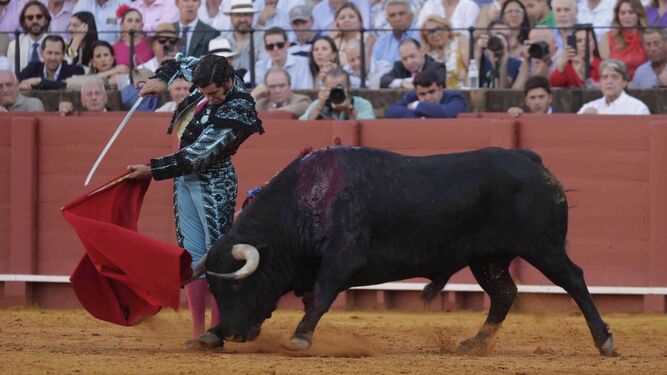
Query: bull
[[193, 146, 615, 356]]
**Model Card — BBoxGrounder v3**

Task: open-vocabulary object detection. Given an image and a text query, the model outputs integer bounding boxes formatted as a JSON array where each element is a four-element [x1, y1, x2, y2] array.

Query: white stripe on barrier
[[1, 275, 666, 295]]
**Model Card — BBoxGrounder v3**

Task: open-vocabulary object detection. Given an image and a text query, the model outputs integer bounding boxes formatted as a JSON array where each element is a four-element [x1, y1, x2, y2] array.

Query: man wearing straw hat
[[222, 0, 267, 73]]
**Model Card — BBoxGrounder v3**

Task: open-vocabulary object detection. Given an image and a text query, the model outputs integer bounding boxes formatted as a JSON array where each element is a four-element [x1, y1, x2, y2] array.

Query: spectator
[[384, 70, 467, 119], [524, 26, 560, 77], [66, 11, 98, 67], [8, 1, 51, 72], [417, 0, 480, 31], [631, 28, 667, 88], [43, 0, 74, 41], [578, 59, 649, 114], [58, 77, 109, 115], [197, 0, 231, 31], [136, 0, 179, 32], [18, 35, 84, 90], [342, 39, 391, 88], [0, 0, 23, 48], [372, 0, 419, 65], [309, 35, 340, 88], [507, 75, 554, 117], [113, 6, 154, 66], [553, 0, 578, 50], [0, 69, 45, 112], [577, 0, 615, 38], [245, 27, 312, 89], [550, 25, 601, 87], [599, 0, 648, 79], [136, 23, 179, 73], [255, 0, 291, 32], [475, 19, 527, 89], [380, 38, 446, 89], [476, 0, 506, 37], [174, 0, 219, 57], [523, 0, 556, 27], [312, 0, 371, 32], [300, 67, 375, 120], [72, 0, 127, 44], [330, 2, 376, 67], [420, 15, 468, 88], [646, 0, 667, 26], [207, 37, 247, 79], [252, 67, 311, 117], [88, 40, 130, 87], [223, 0, 266, 72], [500, 0, 530, 57], [288, 5, 317, 58], [155, 77, 192, 112]]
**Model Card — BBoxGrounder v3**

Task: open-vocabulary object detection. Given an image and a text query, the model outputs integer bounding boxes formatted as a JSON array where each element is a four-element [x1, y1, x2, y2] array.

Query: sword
[[84, 96, 144, 186]]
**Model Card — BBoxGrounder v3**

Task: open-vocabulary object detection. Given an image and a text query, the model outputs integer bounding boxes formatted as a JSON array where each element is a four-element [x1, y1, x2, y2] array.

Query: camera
[[328, 85, 347, 106], [487, 35, 505, 56], [528, 41, 550, 60], [164, 43, 172, 55]]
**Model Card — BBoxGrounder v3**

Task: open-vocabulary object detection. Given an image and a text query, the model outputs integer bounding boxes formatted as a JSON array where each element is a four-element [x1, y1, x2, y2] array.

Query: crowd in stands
[[1, 0, 665, 117]]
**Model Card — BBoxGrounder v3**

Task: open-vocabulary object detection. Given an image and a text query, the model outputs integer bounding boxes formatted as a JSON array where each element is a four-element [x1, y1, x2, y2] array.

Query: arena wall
[[1, 113, 666, 314]]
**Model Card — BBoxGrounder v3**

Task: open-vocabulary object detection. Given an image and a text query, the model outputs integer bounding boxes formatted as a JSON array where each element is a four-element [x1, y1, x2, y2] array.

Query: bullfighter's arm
[[151, 53, 200, 85]]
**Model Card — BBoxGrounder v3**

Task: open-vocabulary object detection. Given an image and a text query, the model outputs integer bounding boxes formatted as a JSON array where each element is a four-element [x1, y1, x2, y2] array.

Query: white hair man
[[58, 77, 109, 115], [0, 69, 44, 112], [578, 59, 650, 115]]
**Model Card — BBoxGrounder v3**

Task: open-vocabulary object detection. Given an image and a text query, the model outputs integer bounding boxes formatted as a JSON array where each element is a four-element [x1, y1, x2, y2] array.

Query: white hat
[[208, 38, 239, 58], [224, 0, 258, 14]]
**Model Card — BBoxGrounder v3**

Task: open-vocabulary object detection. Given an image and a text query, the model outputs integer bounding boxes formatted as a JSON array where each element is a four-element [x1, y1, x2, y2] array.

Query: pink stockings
[[184, 279, 221, 339]]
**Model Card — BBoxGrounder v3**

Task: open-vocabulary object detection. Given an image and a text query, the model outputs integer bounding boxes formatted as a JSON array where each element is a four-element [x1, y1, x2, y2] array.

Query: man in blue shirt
[[372, 0, 419, 66], [384, 70, 467, 118]]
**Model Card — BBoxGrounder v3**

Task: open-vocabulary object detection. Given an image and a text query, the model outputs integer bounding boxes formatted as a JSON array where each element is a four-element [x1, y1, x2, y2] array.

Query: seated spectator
[[419, 15, 469, 89], [550, 26, 601, 88], [300, 67, 375, 120], [309, 36, 341, 88], [88, 40, 130, 88], [577, 0, 615, 39], [66, 11, 98, 67], [330, 3, 376, 67], [372, 0, 420, 66], [113, 6, 154, 67], [631, 28, 667, 88], [255, 0, 291, 32], [380, 38, 446, 89], [45, 0, 75, 42], [18, 35, 85, 90], [288, 5, 317, 58], [507, 76, 554, 117], [599, 0, 648, 79], [175, 0, 220, 57], [156, 78, 192, 112], [342, 40, 391, 89], [646, 0, 667, 26], [475, 19, 527, 89], [500, 0, 530, 58], [0, 69, 45, 112], [58, 77, 109, 115], [8, 0, 51, 72], [384, 70, 467, 119], [312, 0, 371, 32], [523, 27, 560, 77], [224, 0, 265, 72], [136, 23, 180, 73], [578, 59, 650, 115], [476, 0, 505, 36], [207, 37, 247, 79], [136, 0, 179, 32], [197, 0, 231, 32], [417, 0, 480, 32], [245, 27, 312, 89], [251, 67, 311, 117], [524, 0, 556, 27], [552, 0, 578, 50], [73, 0, 126, 44]]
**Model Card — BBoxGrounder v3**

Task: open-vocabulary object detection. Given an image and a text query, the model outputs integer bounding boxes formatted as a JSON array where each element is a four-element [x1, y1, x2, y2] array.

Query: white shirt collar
[[43, 62, 63, 80]]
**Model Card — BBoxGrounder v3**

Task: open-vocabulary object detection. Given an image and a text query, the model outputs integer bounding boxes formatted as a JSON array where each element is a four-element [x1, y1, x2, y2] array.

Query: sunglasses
[[157, 37, 179, 45], [266, 42, 286, 51], [25, 14, 44, 21]]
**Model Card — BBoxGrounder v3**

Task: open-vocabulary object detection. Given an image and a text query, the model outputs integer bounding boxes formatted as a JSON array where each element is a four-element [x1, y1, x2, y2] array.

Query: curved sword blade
[[84, 96, 145, 186]]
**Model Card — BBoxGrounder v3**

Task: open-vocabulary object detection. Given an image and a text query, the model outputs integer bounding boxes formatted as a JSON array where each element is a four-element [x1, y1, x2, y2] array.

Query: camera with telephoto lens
[[327, 85, 347, 106], [528, 41, 550, 60], [487, 35, 505, 56]]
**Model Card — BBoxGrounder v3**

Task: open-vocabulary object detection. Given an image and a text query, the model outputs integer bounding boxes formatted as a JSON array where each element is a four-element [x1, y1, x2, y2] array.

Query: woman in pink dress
[[599, 0, 648, 79], [113, 5, 154, 67]]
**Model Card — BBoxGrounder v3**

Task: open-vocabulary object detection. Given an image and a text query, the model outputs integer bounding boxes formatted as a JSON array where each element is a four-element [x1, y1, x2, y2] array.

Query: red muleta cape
[[62, 173, 192, 326]]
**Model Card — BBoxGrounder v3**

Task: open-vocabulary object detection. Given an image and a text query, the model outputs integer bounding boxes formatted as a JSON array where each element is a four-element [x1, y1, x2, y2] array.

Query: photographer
[[135, 23, 180, 74], [300, 67, 375, 121], [522, 26, 560, 77], [475, 19, 527, 89], [550, 25, 601, 88]]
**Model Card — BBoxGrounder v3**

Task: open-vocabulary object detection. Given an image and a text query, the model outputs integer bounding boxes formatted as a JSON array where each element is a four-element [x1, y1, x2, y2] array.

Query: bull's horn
[[189, 252, 208, 281], [206, 244, 260, 280]]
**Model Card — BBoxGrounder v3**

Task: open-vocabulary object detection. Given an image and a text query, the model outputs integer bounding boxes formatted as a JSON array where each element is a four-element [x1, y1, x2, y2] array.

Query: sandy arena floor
[[1, 308, 666, 374]]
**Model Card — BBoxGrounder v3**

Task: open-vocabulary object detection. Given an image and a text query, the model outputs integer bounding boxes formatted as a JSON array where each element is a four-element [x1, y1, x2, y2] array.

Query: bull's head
[[193, 240, 277, 343]]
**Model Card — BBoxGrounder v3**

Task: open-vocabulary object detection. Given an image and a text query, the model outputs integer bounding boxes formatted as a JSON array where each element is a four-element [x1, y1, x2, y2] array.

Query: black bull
[[196, 146, 615, 356]]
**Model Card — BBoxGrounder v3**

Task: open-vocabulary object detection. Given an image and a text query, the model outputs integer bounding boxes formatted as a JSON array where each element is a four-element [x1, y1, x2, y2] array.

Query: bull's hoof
[[196, 332, 224, 349], [457, 337, 491, 356], [289, 336, 312, 350], [598, 335, 618, 357]]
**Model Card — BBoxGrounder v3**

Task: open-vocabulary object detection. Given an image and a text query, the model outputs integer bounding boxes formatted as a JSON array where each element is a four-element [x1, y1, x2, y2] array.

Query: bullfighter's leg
[[525, 252, 615, 356], [458, 257, 517, 355]]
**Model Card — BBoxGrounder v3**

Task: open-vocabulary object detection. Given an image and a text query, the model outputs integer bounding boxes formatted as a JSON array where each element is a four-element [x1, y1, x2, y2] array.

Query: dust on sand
[[1, 308, 667, 374]]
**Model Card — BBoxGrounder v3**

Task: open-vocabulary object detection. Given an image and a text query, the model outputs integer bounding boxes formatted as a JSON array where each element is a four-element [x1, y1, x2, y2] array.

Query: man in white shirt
[[42, 0, 74, 41], [577, 0, 614, 39], [135, 0, 179, 33], [255, 0, 291, 34], [7, 0, 50, 72], [244, 26, 312, 88], [578, 59, 650, 115], [417, 0, 480, 30], [72, 0, 127, 43], [198, 0, 231, 32]]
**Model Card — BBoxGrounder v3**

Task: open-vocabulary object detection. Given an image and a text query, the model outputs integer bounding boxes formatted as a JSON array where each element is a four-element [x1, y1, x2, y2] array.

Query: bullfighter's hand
[[139, 79, 167, 97], [126, 164, 152, 180]]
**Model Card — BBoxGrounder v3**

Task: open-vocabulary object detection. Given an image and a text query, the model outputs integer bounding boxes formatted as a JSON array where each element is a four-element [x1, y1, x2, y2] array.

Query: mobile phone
[[566, 34, 577, 53]]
